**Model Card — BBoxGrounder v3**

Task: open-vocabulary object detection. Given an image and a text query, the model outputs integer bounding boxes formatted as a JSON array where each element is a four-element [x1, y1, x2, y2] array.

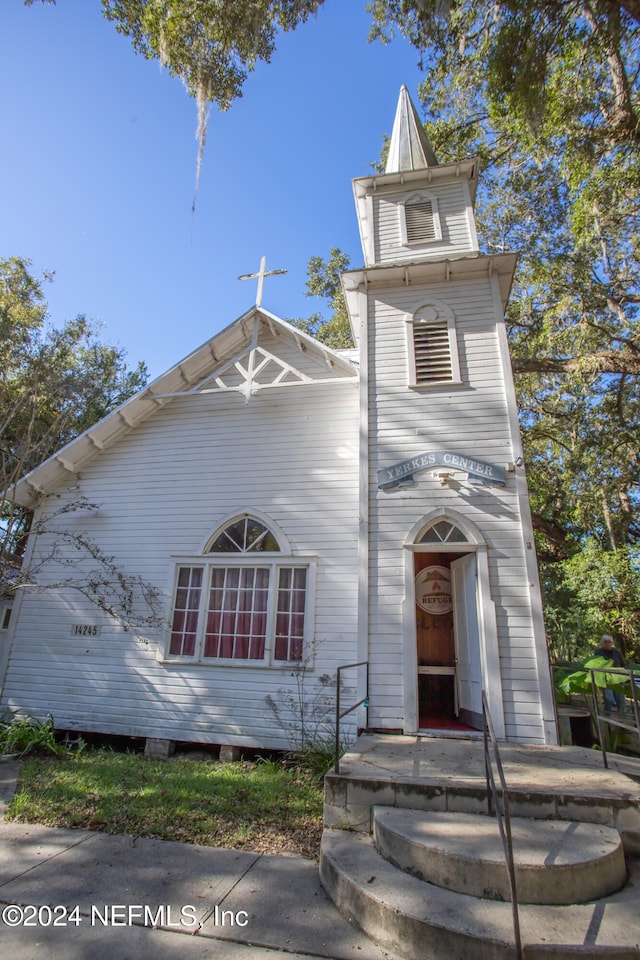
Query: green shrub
[[291, 730, 352, 781], [0, 712, 66, 759]]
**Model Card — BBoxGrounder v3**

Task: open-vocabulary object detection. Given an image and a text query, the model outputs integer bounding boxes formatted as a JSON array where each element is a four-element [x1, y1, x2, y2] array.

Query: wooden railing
[[334, 661, 369, 774], [482, 689, 523, 960]]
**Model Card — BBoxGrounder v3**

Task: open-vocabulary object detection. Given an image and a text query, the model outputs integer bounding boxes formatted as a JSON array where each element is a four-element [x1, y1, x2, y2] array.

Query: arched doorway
[[404, 514, 504, 736]]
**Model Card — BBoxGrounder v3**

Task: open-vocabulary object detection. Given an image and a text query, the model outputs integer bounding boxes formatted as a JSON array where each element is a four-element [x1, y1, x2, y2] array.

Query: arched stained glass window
[[419, 520, 468, 544], [168, 515, 308, 664], [209, 517, 280, 553]]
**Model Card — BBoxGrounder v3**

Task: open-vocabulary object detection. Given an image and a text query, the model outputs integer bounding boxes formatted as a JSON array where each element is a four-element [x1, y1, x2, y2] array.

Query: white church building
[[0, 88, 557, 749]]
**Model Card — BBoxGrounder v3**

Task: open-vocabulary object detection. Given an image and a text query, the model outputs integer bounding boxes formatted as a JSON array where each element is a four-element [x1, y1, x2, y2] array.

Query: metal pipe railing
[[482, 689, 522, 960], [552, 663, 640, 769], [334, 661, 369, 774]]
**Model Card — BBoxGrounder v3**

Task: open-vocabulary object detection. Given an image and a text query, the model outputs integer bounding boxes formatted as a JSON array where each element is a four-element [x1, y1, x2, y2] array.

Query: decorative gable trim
[[192, 344, 319, 399], [13, 307, 358, 506]]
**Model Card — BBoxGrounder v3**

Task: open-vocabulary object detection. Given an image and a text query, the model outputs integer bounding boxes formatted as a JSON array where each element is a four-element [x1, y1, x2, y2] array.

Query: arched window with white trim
[[167, 515, 311, 665], [418, 519, 469, 544]]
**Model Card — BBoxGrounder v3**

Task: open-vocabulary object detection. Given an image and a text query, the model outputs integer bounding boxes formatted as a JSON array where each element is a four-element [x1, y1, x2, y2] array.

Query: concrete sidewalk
[[0, 762, 396, 960]]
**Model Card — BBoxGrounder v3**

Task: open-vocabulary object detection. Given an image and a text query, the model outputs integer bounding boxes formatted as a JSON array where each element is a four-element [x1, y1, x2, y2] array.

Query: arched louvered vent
[[406, 200, 437, 242], [413, 316, 453, 383], [402, 194, 441, 245]]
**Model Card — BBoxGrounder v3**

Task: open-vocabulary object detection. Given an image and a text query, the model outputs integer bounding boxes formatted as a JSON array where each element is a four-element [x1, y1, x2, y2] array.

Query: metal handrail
[[553, 662, 640, 769], [482, 689, 522, 960], [334, 661, 369, 774]]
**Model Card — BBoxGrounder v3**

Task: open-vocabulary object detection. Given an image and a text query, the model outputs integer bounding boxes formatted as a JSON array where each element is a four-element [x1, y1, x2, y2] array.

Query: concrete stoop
[[322, 736, 640, 854], [373, 807, 627, 905], [319, 810, 640, 960], [323, 767, 640, 849]]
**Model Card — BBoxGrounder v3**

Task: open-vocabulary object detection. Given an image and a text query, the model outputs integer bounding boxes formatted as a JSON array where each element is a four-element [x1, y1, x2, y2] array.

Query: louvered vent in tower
[[405, 200, 437, 243], [413, 317, 453, 383]]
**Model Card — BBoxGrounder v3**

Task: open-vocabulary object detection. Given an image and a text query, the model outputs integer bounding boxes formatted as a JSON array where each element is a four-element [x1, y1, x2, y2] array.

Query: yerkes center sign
[[378, 451, 506, 489]]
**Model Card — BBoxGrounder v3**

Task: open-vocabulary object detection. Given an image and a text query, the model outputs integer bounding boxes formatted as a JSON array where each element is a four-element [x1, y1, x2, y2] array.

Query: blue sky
[[0, 1, 425, 379]]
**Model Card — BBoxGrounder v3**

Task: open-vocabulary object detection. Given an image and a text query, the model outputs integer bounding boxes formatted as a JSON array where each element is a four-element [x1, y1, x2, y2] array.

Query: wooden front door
[[414, 551, 482, 730], [415, 552, 457, 728], [451, 553, 483, 728]]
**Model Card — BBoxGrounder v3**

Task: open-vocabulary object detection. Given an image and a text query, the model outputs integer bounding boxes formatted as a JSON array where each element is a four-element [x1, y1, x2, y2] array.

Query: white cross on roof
[[238, 256, 287, 307]]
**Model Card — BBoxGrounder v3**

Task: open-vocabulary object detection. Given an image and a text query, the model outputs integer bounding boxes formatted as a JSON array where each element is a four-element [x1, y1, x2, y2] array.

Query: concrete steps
[[323, 736, 640, 851], [373, 807, 626, 905], [320, 809, 640, 959]]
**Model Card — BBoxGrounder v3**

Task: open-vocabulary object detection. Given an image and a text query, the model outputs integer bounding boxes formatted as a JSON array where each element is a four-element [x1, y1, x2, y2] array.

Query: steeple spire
[[385, 85, 437, 173]]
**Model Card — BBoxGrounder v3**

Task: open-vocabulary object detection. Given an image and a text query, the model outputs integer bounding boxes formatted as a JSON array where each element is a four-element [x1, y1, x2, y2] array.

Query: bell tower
[[343, 87, 556, 743], [353, 85, 480, 270]]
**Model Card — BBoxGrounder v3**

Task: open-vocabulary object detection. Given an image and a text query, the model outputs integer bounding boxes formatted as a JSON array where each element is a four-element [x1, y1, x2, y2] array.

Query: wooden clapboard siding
[[1, 374, 360, 750], [4, 93, 555, 749], [373, 180, 476, 263], [364, 269, 547, 742]]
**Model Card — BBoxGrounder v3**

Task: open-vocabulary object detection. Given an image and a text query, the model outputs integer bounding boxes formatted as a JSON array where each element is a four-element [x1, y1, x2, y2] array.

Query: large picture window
[[167, 517, 310, 665]]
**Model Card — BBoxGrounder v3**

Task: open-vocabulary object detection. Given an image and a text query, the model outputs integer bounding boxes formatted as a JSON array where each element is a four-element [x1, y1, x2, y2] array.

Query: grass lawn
[[6, 751, 325, 860]]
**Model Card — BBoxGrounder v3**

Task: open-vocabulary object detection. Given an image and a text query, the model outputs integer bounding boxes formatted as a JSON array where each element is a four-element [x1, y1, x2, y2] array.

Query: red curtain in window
[[274, 567, 306, 661], [171, 564, 307, 662], [169, 567, 203, 656], [204, 568, 268, 659]]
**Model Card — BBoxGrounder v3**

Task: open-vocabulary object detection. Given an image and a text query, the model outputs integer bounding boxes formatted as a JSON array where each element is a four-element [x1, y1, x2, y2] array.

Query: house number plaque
[[70, 624, 102, 637]]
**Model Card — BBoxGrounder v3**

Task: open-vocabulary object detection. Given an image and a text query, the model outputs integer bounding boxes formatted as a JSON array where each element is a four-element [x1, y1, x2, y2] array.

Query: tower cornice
[[353, 157, 479, 204], [342, 252, 518, 346]]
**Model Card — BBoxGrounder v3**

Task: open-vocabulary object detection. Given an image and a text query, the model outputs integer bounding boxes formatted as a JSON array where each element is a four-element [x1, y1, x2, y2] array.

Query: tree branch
[[514, 350, 640, 374]]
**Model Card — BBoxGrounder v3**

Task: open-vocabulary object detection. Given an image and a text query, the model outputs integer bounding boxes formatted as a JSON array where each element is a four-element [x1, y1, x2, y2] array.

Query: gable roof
[[13, 307, 359, 507]]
